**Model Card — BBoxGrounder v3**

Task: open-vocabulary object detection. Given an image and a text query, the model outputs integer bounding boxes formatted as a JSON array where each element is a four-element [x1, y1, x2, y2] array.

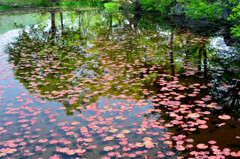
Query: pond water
[[0, 8, 240, 159]]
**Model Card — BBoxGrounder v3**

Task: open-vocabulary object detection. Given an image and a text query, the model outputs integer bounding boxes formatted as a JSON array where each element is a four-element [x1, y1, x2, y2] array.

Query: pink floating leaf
[[38, 139, 48, 143], [218, 115, 231, 120], [66, 132, 74, 135], [198, 124, 208, 129], [71, 121, 80, 125], [197, 143, 208, 149], [4, 122, 13, 126], [157, 153, 165, 158], [166, 151, 175, 156], [128, 153, 137, 158], [188, 113, 200, 118], [107, 152, 115, 157], [66, 149, 75, 155], [84, 138, 93, 142], [50, 154, 60, 159], [104, 136, 114, 141], [6, 148, 17, 154], [75, 149, 86, 154], [208, 140, 216, 144], [103, 146, 114, 151], [231, 151, 240, 157], [175, 145, 185, 151]]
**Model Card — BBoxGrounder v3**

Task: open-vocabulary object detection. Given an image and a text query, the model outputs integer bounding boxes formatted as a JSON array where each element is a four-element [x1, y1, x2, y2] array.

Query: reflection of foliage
[[208, 49, 240, 111], [6, 10, 240, 117], [6, 23, 96, 114], [138, 14, 170, 30], [6, 11, 155, 115], [104, 2, 121, 12]]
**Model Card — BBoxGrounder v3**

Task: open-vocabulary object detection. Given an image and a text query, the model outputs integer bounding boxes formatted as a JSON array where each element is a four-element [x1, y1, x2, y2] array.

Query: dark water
[[0, 9, 239, 159]]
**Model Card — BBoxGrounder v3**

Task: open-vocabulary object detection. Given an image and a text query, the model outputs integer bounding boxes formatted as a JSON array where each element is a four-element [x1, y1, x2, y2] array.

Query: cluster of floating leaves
[[0, 10, 240, 158]]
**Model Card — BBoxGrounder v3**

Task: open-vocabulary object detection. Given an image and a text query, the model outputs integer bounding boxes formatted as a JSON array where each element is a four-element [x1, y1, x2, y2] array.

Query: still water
[[0, 8, 239, 158]]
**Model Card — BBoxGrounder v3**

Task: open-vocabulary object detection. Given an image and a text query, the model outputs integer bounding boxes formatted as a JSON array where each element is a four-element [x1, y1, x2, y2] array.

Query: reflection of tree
[[208, 49, 240, 113], [6, 10, 154, 116], [122, 12, 142, 29], [60, 11, 64, 31], [169, 29, 175, 76], [6, 10, 240, 118], [142, 45, 240, 158], [50, 10, 56, 34], [7, 17, 92, 115], [231, 81, 240, 107]]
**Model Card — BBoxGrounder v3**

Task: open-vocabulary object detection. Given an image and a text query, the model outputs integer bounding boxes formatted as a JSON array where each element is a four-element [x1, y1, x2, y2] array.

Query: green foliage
[[139, 0, 174, 13], [0, 0, 104, 7], [0, 0, 48, 6], [180, 0, 223, 20], [0, 6, 8, 10], [59, 1, 104, 8], [138, 0, 240, 21], [137, 0, 240, 37], [228, 1, 240, 37], [104, 2, 121, 12]]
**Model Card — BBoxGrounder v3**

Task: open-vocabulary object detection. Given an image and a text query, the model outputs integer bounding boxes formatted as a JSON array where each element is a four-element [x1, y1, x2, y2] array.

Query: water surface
[[0, 9, 240, 158]]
